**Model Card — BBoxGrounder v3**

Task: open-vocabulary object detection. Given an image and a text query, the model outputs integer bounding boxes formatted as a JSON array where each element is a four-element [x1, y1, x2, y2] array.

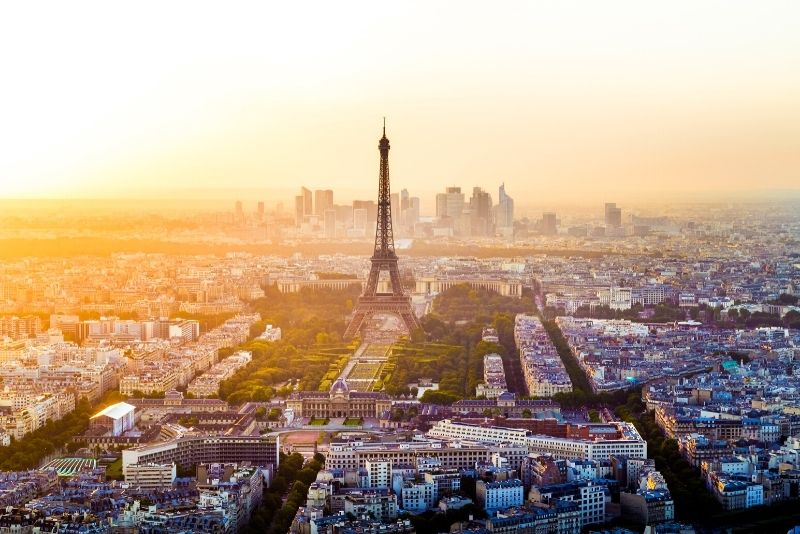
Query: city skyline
[[1, 2, 799, 202], [2, 3, 800, 532]]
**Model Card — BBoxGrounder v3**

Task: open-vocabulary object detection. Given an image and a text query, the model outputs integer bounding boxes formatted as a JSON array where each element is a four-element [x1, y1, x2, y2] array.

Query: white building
[[123, 463, 176, 489], [428, 419, 529, 446], [401, 481, 437, 512], [745, 483, 764, 508], [476, 479, 524, 514], [259, 325, 282, 342], [89, 402, 135, 437], [428, 419, 647, 463], [365, 459, 391, 489]]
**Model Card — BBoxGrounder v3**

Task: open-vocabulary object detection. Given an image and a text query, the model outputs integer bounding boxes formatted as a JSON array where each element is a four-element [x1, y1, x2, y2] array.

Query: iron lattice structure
[[343, 123, 422, 339]]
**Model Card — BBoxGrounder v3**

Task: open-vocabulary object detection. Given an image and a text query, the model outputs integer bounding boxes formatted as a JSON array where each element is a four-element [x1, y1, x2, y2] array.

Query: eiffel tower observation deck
[[343, 121, 422, 340]]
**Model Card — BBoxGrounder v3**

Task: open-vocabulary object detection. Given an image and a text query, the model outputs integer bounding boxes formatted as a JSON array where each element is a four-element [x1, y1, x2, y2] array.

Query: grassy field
[[308, 417, 330, 426], [343, 417, 363, 426], [105, 458, 123, 480]]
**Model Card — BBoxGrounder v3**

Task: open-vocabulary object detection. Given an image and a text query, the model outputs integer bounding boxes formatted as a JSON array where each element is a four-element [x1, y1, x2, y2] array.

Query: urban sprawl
[[0, 187, 799, 534]]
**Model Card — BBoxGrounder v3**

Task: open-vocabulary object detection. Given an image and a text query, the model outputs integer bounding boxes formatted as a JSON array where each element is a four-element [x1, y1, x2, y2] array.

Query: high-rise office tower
[[435, 193, 447, 218], [294, 195, 304, 227], [353, 208, 369, 233], [542, 212, 558, 235], [314, 189, 334, 215], [605, 202, 622, 228], [470, 186, 493, 236], [495, 183, 515, 230], [324, 208, 336, 239], [301, 187, 313, 216], [353, 200, 377, 231], [436, 187, 465, 219], [256, 201, 265, 221]]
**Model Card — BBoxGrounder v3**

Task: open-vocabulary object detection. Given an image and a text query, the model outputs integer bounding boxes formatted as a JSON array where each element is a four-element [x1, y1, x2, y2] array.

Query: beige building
[[285, 379, 391, 419], [124, 463, 176, 489]]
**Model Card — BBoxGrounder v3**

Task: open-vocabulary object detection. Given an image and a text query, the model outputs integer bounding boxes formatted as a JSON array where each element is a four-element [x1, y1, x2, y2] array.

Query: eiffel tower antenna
[[343, 121, 421, 340]]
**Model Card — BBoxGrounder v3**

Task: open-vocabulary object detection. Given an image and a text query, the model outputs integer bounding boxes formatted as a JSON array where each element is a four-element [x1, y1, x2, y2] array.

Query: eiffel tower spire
[[343, 122, 421, 340]]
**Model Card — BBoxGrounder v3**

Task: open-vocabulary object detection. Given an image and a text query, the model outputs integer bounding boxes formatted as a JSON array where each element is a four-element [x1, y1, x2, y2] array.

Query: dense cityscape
[[1, 153, 799, 533], [3, 3, 800, 532]]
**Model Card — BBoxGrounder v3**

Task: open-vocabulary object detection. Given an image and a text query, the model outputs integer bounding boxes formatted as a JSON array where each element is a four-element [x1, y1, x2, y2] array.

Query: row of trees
[[725, 307, 800, 329], [561, 296, 800, 330], [427, 284, 535, 325], [219, 286, 363, 404], [242, 452, 325, 534], [572, 302, 692, 323], [384, 285, 539, 404], [540, 319, 593, 395], [218, 341, 353, 404], [614, 393, 721, 522]]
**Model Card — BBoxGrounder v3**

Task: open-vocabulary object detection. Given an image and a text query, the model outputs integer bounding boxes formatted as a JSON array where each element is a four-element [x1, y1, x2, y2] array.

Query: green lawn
[[308, 417, 330, 426], [105, 458, 123, 481], [343, 417, 363, 426]]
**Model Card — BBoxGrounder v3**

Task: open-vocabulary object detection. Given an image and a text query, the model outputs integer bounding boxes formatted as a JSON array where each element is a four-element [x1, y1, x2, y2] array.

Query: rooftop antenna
[[383, 117, 386, 136]]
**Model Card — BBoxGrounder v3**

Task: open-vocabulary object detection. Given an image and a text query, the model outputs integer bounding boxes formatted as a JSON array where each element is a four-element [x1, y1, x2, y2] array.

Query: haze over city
[[1, 1, 799, 204], [2, 3, 800, 534]]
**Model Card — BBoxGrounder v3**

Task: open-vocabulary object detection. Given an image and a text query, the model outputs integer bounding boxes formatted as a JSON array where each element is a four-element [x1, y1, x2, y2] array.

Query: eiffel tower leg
[[344, 310, 369, 340], [389, 263, 404, 296], [365, 264, 380, 295], [399, 310, 421, 333]]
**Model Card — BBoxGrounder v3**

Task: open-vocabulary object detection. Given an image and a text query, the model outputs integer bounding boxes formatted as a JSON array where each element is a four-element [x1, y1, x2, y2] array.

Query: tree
[[420, 390, 461, 405]]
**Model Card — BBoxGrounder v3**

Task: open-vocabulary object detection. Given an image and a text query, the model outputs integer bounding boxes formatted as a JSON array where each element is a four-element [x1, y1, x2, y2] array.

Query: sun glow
[[1, 1, 799, 201]]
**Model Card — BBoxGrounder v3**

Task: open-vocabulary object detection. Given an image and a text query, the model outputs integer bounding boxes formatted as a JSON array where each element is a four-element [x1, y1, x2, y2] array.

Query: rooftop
[[91, 401, 135, 420]]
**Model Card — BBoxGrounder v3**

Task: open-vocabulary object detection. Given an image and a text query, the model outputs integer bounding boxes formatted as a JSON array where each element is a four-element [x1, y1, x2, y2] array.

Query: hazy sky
[[1, 1, 799, 204]]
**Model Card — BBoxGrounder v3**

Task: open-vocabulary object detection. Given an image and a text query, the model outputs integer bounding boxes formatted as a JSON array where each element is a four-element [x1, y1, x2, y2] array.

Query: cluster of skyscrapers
[[288, 184, 514, 239]]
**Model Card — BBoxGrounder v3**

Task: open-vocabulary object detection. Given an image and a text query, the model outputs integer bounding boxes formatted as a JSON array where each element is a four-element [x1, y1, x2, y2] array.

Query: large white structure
[[428, 419, 647, 462], [89, 402, 135, 436], [325, 439, 528, 472], [527, 424, 647, 462], [428, 419, 529, 446]]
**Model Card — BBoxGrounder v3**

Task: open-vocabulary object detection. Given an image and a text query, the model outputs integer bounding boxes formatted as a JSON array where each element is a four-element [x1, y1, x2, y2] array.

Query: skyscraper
[[436, 187, 465, 219], [542, 212, 558, 235], [324, 208, 336, 239], [605, 202, 622, 228], [470, 186, 493, 236], [353, 200, 377, 231], [314, 189, 333, 216], [301, 187, 313, 217], [294, 195, 304, 227], [495, 183, 515, 231]]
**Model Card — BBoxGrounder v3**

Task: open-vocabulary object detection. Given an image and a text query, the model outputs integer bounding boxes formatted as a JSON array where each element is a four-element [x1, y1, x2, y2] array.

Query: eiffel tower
[[343, 121, 422, 340]]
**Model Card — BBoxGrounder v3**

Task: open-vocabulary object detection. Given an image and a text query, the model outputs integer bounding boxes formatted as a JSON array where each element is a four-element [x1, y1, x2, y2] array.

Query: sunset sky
[[1, 1, 799, 204]]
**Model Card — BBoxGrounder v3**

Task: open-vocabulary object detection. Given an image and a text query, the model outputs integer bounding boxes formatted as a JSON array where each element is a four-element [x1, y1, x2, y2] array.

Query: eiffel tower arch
[[343, 121, 422, 340]]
